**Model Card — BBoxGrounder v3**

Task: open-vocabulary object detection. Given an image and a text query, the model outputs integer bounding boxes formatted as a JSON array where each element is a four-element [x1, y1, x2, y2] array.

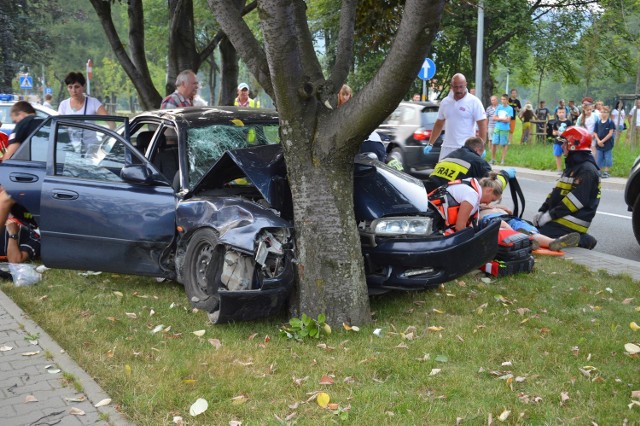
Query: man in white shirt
[[424, 73, 487, 160]]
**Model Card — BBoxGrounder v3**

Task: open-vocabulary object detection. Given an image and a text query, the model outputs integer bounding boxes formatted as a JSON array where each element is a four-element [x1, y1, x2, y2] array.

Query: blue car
[[0, 107, 499, 322]]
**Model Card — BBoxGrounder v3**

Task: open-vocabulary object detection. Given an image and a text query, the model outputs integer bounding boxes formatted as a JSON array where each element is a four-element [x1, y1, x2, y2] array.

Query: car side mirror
[[121, 164, 168, 186]]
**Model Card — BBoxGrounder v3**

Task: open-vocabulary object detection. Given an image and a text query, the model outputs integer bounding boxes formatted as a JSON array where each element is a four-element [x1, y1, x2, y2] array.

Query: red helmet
[[561, 126, 592, 152]]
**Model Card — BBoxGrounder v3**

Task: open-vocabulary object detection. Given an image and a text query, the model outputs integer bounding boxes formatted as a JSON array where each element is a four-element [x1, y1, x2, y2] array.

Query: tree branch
[[328, 0, 356, 89], [208, 0, 273, 98], [292, 0, 324, 86]]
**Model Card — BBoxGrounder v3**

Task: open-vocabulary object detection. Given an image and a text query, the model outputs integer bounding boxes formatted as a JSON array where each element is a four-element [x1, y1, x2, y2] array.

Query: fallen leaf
[[502, 361, 513, 367], [173, 416, 184, 425], [632, 391, 640, 398], [540, 327, 551, 334], [229, 421, 242, 426], [373, 328, 383, 337], [605, 287, 613, 293], [319, 375, 334, 385], [622, 298, 634, 304], [124, 364, 132, 376], [151, 324, 164, 334], [21, 351, 40, 356], [183, 379, 197, 385], [47, 368, 61, 374], [94, 398, 111, 407], [149, 309, 155, 317], [231, 394, 248, 405], [317, 392, 330, 408], [516, 307, 531, 316], [264, 335, 271, 343], [113, 291, 124, 298], [429, 368, 441, 376], [192, 330, 206, 337], [396, 343, 409, 349], [435, 355, 449, 363], [189, 398, 208, 416], [515, 376, 526, 383], [628, 400, 640, 409], [208, 338, 222, 349], [494, 295, 512, 304], [24, 395, 38, 403], [293, 376, 309, 386], [69, 407, 86, 416], [0, 345, 13, 352], [560, 391, 570, 405], [248, 333, 258, 340], [432, 308, 445, 314], [344, 376, 355, 384], [481, 277, 492, 284], [427, 326, 444, 332], [630, 322, 640, 331], [64, 396, 87, 403], [625, 343, 640, 354], [125, 312, 137, 319], [498, 409, 510, 422], [106, 317, 117, 322]]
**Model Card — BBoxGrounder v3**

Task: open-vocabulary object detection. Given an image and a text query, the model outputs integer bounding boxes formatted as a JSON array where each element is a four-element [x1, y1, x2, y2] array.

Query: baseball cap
[[238, 83, 249, 91]]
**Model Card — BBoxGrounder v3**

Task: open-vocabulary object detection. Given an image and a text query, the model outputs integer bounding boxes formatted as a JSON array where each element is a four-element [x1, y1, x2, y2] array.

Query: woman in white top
[[58, 72, 108, 116], [611, 100, 626, 141], [576, 104, 597, 157]]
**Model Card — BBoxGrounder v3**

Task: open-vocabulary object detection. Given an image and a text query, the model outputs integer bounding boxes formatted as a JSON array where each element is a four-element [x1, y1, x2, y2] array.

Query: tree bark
[[210, 0, 445, 326], [219, 37, 239, 106], [167, 0, 198, 95]]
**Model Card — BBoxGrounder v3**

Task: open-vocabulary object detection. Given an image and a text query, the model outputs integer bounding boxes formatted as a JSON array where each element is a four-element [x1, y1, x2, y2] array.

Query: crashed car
[[0, 107, 499, 322]]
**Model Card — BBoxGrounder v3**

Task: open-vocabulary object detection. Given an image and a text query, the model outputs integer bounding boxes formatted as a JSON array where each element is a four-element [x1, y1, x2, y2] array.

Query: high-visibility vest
[[428, 178, 481, 232], [234, 98, 260, 108]]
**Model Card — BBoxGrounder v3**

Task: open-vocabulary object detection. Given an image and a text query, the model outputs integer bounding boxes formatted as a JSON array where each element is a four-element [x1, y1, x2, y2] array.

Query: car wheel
[[633, 196, 640, 246], [388, 148, 405, 170], [183, 228, 222, 313]]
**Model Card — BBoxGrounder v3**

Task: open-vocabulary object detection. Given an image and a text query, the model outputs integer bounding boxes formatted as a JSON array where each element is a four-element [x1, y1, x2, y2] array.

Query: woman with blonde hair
[[519, 103, 534, 144], [337, 84, 352, 108]]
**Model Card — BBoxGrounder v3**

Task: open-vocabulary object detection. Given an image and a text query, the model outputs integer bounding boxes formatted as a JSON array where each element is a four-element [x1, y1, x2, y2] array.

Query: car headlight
[[371, 217, 432, 236]]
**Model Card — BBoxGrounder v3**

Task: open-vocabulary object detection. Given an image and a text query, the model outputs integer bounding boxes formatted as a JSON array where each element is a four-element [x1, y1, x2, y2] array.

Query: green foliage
[[280, 313, 331, 341]]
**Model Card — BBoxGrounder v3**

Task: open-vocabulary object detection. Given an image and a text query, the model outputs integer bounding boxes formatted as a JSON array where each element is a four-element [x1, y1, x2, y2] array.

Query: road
[[503, 176, 640, 262]]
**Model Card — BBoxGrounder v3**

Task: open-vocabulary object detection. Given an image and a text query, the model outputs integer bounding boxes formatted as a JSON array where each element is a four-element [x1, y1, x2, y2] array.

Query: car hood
[[191, 144, 429, 220]]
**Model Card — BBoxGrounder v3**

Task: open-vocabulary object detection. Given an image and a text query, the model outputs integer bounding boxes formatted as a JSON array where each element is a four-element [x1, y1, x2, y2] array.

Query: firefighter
[[532, 126, 600, 249], [429, 172, 504, 234]]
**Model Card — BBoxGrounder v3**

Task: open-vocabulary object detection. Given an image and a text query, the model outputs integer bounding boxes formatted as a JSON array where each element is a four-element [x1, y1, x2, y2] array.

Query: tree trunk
[[283, 123, 371, 325], [219, 36, 238, 106], [167, 0, 198, 95]]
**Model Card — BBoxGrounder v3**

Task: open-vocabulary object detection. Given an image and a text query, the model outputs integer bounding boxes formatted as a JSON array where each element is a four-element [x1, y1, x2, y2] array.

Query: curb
[[0, 289, 134, 426], [492, 165, 627, 191]]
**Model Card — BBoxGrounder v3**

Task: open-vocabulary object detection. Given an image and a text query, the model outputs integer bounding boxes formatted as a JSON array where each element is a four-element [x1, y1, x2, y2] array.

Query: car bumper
[[362, 220, 500, 291], [210, 250, 295, 323]]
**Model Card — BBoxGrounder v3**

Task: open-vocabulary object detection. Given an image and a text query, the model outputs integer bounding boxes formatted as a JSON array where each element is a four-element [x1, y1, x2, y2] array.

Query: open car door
[[36, 116, 176, 276]]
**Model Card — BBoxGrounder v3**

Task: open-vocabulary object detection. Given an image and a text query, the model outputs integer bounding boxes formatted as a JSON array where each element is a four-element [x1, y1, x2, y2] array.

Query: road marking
[[597, 211, 631, 220]]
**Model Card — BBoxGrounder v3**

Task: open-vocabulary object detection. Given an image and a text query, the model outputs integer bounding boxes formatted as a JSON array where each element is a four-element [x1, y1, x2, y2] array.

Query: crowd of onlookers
[[483, 90, 640, 177]]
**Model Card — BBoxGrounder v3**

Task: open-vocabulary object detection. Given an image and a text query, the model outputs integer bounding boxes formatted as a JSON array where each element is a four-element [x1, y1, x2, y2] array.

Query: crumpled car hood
[[190, 144, 429, 220]]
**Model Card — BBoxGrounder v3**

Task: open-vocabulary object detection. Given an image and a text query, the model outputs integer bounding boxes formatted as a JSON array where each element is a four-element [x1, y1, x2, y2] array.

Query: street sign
[[45, 87, 53, 95], [418, 58, 436, 81], [19, 76, 33, 89]]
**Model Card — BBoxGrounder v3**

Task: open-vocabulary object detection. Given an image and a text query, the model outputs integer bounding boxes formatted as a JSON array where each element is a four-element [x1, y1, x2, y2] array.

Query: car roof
[[134, 106, 279, 128], [398, 101, 439, 108]]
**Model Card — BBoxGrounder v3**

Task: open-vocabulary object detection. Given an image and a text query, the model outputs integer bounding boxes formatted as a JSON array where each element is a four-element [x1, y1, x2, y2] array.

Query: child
[[491, 94, 513, 165], [551, 108, 571, 174], [593, 106, 615, 178]]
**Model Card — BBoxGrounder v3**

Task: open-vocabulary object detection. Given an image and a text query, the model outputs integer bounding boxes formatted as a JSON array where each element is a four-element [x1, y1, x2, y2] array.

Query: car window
[[34, 110, 49, 120], [420, 107, 439, 127], [383, 107, 403, 125], [55, 124, 132, 182], [0, 105, 10, 125], [11, 121, 51, 162], [187, 123, 279, 186], [400, 107, 417, 124]]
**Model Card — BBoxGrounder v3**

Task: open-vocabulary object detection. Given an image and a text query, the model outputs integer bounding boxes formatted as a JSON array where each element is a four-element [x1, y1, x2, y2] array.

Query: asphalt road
[[503, 176, 640, 262]]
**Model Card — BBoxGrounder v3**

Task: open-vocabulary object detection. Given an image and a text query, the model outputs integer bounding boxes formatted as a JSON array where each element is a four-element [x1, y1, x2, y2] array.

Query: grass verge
[[2, 260, 640, 425]]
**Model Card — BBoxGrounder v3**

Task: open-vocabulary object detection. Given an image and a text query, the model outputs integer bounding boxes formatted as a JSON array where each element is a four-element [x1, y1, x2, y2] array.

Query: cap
[[367, 131, 382, 142], [238, 83, 249, 91]]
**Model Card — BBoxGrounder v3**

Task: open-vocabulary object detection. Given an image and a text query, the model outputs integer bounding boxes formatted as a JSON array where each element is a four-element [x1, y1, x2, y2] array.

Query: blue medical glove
[[423, 144, 433, 155], [503, 167, 516, 179]]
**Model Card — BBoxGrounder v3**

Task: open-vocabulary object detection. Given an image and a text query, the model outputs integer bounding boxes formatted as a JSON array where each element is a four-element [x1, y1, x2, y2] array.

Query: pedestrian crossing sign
[[19, 76, 33, 89]]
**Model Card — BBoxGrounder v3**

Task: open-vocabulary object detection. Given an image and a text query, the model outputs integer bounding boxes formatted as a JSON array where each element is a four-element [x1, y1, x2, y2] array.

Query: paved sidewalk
[[0, 290, 132, 426]]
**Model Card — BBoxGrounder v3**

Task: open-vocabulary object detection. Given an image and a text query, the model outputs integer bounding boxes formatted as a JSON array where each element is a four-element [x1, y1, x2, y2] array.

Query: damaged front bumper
[[362, 220, 500, 292]]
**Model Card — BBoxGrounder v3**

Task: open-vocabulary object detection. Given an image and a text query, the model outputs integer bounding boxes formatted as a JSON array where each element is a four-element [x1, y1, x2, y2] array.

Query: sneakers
[[500, 160, 505, 165], [549, 232, 580, 251], [489, 159, 496, 165], [530, 238, 540, 251], [602, 172, 610, 178]]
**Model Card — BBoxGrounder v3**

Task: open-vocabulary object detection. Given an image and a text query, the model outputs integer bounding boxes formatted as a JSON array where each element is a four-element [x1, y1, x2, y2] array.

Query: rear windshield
[[187, 123, 280, 185], [420, 108, 439, 127]]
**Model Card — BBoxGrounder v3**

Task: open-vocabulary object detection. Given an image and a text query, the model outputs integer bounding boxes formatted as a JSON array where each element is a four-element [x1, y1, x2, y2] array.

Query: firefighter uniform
[[537, 152, 600, 248], [428, 146, 492, 189]]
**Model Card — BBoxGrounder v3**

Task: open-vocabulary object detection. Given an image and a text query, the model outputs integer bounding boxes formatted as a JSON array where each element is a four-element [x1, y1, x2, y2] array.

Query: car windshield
[[420, 108, 439, 127], [187, 122, 280, 185]]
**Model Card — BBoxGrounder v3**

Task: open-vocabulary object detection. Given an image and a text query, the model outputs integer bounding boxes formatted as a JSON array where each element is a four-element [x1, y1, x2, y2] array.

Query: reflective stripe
[[556, 181, 573, 191], [430, 158, 470, 181], [559, 176, 575, 184], [554, 215, 590, 233], [561, 192, 582, 213]]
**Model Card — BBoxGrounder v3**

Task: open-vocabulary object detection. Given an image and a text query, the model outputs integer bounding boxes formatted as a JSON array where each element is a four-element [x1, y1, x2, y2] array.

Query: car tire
[[633, 196, 640, 246], [183, 228, 222, 313], [388, 148, 405, 170]]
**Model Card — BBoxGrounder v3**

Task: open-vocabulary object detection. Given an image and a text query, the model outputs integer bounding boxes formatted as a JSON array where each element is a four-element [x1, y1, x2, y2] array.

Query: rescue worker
[[429, 172, 504, 234], [532, 126, 600, 249], [427, 137, 492, 190], [234, 83, 260, 108], [359, 132, 403, 171]]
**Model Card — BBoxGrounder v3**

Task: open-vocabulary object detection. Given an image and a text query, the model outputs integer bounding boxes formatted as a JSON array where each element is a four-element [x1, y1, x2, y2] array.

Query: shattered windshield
[[187, 122, 279, 186]]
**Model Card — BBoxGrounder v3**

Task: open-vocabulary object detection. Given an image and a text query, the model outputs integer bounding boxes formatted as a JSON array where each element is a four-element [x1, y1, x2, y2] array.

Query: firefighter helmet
[[561, 126, 592, 152]]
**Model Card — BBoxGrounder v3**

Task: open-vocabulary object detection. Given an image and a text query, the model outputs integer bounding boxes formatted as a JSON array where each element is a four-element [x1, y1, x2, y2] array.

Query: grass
[[503, 122, 640, 177], [2, 261, 640, 425]]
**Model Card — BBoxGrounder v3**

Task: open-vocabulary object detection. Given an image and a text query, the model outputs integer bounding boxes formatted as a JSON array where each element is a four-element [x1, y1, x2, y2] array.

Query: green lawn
[[504, 121, 639, 177], [3, 259, 640, 425]]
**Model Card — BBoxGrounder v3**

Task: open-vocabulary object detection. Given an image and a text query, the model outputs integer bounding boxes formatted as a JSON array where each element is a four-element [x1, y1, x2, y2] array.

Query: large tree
[[209, 0, 445, 325]]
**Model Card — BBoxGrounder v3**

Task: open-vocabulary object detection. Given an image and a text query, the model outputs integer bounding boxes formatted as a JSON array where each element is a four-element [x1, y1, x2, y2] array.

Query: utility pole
[[474, 0, 484, 102]]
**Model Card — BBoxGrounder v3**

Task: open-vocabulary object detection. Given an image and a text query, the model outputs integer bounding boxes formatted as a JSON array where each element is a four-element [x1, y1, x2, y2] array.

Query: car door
[[38, 117, 176, 275]]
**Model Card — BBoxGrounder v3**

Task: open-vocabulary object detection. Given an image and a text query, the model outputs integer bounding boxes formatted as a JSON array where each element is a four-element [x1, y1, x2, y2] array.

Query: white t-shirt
[[437, 91, 486, 152], [58, 96, 103, 115], [630, 107, 640, 126], [446, 179, 482, 215], [611, 108, 625, 126]]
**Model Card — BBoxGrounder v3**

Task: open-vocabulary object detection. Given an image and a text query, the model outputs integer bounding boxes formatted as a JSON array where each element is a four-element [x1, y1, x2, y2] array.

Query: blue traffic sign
[[19, 76, 33, 89], [418, 58, 436, 81], [45, 87, 53, 95]]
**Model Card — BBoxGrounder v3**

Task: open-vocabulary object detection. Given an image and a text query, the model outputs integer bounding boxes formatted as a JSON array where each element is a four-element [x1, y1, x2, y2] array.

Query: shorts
[[596, 149, 613, 168], [522, 122, 531, 131], [492, 129, 509, 145], [553, 143, 563, 156], [488, 127, 495, 143], [506, 217, 538, 234], [509, 120, 516, 133]]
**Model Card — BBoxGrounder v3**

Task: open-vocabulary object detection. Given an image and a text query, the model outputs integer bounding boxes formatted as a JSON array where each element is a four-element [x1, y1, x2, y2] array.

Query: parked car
[[0, 107, 499, 323], [375, 101, 443, 178], [624, 155, 640, 245], [0, 96, 58, 136]]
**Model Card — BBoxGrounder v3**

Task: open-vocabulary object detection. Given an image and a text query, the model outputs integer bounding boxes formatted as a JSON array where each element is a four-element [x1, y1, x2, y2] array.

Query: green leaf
[[309, 328, 318, 337], [317, 313, 326, 324], [435, 355, 449, 363], [301, 314, 311, 326], [289, 318, 302, 328]]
